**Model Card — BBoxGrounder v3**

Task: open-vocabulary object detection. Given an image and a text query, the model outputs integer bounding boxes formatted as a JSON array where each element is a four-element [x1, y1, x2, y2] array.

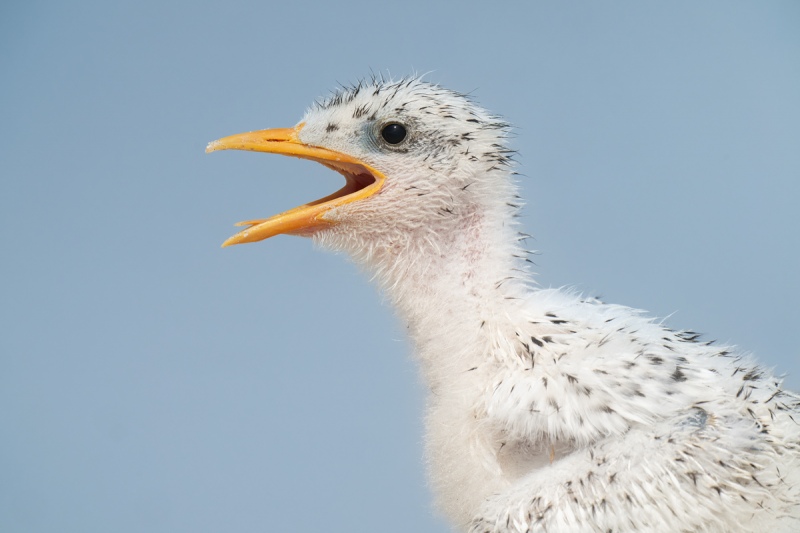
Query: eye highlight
[[381, 123, 407, 145]]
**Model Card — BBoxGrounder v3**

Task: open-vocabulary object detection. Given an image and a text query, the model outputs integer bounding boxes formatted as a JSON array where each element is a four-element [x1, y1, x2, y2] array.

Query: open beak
[[206, 123, 386, 247]]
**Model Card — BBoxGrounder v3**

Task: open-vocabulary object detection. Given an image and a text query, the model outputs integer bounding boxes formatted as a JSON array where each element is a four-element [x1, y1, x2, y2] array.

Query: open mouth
[[311, 161, 377, 209], [206, 124, 385, 247]]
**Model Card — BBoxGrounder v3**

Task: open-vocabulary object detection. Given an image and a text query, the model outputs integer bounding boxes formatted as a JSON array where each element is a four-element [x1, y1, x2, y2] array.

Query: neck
[[365, 207, 532, 523], [316, 195, 533, 524], [369, 207, 532, 383]]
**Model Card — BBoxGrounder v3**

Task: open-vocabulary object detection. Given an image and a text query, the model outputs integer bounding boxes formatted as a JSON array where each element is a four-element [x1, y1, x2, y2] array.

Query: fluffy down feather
[[225, 76, 800, 532]]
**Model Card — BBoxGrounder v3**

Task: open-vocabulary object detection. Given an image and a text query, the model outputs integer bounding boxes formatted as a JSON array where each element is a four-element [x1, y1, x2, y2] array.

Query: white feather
[[267, 77, 800, 532]]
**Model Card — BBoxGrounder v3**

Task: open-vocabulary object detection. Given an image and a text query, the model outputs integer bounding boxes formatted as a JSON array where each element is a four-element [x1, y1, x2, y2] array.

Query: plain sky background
[[2, 2, 799, 532]]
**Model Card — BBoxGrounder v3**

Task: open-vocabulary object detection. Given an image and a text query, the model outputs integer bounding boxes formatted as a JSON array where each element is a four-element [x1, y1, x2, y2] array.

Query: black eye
[[381, 123, 407, 144]]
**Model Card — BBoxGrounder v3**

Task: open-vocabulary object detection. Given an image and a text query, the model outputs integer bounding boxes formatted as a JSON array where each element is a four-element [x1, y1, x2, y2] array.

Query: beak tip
[[205, 140, 221, 154], [221, 236, 239, 248]]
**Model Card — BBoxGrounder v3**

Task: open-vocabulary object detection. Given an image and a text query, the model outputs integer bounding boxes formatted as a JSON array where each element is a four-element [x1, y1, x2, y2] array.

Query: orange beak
[[206, 123, 386, 247]]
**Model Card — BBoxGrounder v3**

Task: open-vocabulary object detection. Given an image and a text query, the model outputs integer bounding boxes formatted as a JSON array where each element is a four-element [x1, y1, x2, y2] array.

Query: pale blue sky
[[1, 2, 799, 532]]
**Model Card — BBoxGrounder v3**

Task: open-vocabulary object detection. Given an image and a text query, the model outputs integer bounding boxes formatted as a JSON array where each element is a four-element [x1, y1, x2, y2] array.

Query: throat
[[315, 196, 532, 381], [370, 213, 531, 377]]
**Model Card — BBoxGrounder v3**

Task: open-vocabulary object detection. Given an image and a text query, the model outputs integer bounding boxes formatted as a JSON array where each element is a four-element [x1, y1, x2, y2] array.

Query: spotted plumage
[[208, 76, 800, 532]]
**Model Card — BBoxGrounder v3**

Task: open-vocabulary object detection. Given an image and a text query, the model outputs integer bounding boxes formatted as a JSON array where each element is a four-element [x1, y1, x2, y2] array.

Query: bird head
[[207, 77, 516, 261]]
